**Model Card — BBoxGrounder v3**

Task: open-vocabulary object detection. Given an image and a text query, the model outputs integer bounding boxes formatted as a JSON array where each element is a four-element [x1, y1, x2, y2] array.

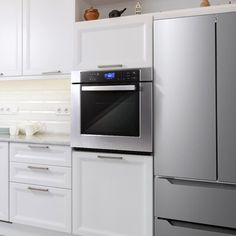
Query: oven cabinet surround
[[0, 0, 22, 76], [74, 14, 153, 70], [0, 142, 9, 221], [154, 15, 216, 180], [22, 0, 74, 76], [72, 151, 153, 236], [9, 143, 72, 233]]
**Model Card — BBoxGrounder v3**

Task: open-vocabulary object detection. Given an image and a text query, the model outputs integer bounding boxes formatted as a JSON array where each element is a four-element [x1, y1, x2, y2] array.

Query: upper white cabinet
[[74, 14, 153, 70], [0, 142, 9, 221], [0, 0, 22, 76], [73, 151, 153, 236], [23, 0, 74, 75]]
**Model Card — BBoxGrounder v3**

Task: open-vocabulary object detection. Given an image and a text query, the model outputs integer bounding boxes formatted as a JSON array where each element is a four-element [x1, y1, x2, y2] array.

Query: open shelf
[[75, 0, 159, 21]]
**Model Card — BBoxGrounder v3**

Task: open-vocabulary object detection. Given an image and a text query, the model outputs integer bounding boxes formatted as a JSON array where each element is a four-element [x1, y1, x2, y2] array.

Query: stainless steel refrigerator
[[154, 13, 236, 236]]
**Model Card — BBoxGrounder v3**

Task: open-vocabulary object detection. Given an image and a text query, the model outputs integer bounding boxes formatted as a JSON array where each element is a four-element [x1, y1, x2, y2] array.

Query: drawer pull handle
[[41, 70, 62, 75], [97, 64, 123, 69], [28, 166, 49, 171], [97, 155, 123, 160], [28, 145, 49, 149], [28, 187, 49, 192]]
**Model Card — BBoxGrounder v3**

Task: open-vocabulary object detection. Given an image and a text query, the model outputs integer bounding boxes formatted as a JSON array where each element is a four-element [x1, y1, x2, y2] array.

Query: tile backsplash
[[0, 79, 71, 135]]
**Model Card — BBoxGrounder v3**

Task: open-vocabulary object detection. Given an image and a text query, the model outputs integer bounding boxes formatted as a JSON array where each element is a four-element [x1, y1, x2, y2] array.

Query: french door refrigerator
[[154, 13, 236, 236]]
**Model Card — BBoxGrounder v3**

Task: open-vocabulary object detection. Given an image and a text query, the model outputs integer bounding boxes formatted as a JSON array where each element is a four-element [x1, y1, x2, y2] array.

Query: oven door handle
[[81, 85, 137, 92]]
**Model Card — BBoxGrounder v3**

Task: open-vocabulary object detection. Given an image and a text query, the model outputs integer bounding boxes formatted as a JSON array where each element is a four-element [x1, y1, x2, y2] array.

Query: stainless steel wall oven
[[71, 68, 153, 153]]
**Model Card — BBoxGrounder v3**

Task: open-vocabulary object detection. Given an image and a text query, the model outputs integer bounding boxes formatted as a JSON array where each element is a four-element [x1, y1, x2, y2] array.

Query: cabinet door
[[74, 15, 152, 70], [0, 142, 9, 221], [72, 151, 153, 236], [0, 0, 22, 76], [23, 0, 74, 75], [218, 13, 236, 183], [154, 16, 216, 180]]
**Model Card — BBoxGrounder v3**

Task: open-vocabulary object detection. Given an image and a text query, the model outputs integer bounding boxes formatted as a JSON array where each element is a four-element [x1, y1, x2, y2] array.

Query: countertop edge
[[0, 135, 71, 146]]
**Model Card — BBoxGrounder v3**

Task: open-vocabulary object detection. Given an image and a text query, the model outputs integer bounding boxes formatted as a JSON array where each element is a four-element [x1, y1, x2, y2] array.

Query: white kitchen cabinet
[[10, 162, 71, 189], [0, 0, 22, 76], [10, 143, 71, 167], [72, 151, 153, 236], [74, 14, 153, 70], [0, 142, 9, 221], [23, 0, 74, 75], [10, 183, 71, 233]]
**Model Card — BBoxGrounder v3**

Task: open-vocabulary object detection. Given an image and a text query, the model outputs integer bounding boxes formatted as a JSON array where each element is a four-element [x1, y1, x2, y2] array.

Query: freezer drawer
[[155, 219, 236, 236], [156, 178, 236, 229]]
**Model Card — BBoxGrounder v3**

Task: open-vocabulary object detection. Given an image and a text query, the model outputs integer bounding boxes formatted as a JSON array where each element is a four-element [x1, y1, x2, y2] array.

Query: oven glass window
[[81, 86, 139, 136]]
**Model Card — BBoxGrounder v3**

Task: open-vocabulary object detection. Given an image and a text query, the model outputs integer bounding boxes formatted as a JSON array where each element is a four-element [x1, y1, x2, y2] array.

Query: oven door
[[71, 83, 152, 153]]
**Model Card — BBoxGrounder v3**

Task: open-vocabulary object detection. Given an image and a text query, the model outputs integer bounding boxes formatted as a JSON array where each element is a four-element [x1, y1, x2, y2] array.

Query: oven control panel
[[81, 69, 140, 83]]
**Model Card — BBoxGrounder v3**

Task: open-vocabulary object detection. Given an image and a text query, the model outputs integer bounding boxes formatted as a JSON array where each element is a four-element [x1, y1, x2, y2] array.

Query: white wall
[[0, 79, 70, 135]]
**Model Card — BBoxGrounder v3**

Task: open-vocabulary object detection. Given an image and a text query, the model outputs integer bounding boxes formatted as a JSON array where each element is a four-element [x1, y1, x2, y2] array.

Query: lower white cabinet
[[72, 151, 153, 236], [0, 142, 9, 221], [10, 143, 71, 167], [10, 162, 71, 189], [10, 183, 71, 233]]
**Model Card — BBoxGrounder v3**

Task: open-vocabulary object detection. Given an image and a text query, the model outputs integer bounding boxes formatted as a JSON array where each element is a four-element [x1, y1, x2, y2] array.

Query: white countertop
[[153, 4, 236, 20], [0, 134, 70, 146]]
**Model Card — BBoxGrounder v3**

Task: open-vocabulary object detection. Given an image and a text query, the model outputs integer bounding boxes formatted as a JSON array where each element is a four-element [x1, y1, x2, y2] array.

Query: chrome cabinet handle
[[97, 155, 123, 160], [28, 166, 49, 171], [97, 64, 123, 69], [28, 187, 49, 192], [28, 145, 49, 149], [82, 85, 136, 92], [41, 70, 62, 75]]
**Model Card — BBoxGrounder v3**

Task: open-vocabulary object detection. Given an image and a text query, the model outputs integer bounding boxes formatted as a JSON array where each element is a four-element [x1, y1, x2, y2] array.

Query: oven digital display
[[104, 72, 116, 80]]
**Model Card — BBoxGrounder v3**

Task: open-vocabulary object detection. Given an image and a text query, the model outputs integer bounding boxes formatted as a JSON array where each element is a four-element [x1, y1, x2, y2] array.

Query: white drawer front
[[10, 183, 71, 233], [10, 143, 71, 167], [10, 162, 71, 189]]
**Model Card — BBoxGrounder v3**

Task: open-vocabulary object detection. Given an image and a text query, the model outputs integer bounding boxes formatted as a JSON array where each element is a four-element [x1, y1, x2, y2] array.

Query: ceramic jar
[[84, 7, 99, 21], [200, 0, 210, 7]]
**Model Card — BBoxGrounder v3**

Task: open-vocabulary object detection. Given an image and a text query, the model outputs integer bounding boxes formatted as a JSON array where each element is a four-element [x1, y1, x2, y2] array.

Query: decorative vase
[[84, 7, 99, 21], [200, 0, 210, 7], [109, 8, 127, 18]]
